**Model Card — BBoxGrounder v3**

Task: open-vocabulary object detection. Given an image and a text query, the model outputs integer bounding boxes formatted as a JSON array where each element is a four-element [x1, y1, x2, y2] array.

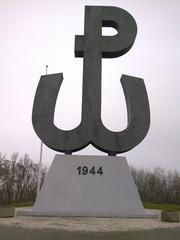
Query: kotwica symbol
[[32, 6, 150, 156]]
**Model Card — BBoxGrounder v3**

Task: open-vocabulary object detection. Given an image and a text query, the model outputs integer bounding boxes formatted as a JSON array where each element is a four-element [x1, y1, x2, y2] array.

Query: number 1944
[[77, 166, 103, 176]]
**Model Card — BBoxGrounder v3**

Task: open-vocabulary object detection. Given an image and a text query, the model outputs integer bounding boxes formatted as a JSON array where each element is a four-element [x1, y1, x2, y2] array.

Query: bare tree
[[0, 152, 47, 205], [130, 166, 180, 205]]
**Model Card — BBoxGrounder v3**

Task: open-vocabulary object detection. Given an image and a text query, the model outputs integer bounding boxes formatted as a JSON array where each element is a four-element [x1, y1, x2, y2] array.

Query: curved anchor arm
[[32, 74, 150, 155], [32, 73, 90, 153], [91, 75, 150, 155]]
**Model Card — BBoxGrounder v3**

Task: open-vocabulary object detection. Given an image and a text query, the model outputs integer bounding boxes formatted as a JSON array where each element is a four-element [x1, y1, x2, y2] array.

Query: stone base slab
[[17, 208, 158, 218]]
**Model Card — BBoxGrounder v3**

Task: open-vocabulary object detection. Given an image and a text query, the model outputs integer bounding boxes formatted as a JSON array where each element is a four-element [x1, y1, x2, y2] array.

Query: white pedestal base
[[17, 155, 158, 218]]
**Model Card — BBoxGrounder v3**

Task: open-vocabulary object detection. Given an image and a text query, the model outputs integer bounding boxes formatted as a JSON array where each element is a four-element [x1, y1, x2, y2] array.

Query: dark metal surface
[[32, 6, 150, 155]]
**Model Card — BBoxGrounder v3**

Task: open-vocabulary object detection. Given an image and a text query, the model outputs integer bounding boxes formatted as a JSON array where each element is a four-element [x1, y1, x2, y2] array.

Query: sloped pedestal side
[[17, 155, 158, 218]]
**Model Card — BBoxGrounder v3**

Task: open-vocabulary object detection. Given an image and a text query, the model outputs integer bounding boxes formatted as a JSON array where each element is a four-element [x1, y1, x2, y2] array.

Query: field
[[3, 201, 180, 211]]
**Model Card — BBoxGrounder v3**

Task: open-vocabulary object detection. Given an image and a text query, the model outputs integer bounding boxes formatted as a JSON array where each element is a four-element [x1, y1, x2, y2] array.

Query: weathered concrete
[[0, 207, 15, 218], [161, 210, 180, 222], [17, 155, 157, 218], [32, 6, 150, 154]]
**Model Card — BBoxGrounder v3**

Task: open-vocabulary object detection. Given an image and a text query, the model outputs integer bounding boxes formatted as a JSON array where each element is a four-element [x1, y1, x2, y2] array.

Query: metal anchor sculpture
[[32, 6, 150, 155]]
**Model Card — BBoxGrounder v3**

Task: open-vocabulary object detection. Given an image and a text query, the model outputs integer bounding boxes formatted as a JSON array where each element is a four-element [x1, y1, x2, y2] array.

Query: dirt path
[[0, 213, 180, 232]]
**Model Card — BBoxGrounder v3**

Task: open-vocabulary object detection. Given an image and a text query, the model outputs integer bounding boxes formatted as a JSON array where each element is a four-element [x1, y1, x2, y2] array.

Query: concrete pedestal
[[17, 155, 157, 218]]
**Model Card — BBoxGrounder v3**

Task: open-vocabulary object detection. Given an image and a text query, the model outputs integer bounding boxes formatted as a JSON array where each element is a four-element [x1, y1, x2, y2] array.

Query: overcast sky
[[0, 0, 179, 170]]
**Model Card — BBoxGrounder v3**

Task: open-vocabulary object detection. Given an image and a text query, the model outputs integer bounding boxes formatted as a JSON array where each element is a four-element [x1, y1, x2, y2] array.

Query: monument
[[18, 6, 157, 217]]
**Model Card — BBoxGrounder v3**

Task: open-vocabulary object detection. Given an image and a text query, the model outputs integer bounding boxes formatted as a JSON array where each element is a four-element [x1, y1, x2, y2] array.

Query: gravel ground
[[0, 212, 180, 232]]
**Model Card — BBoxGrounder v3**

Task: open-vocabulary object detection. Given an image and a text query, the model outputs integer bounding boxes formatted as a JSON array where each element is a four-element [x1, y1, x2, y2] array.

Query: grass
[[143, 202, 180, 211], [0, 225, 180, 240], [4, 201, 180, 211], [1, 201, 34, 208]]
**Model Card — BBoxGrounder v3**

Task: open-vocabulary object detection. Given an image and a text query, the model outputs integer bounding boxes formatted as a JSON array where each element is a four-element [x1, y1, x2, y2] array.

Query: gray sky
[[0, 0, 179, 170]]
